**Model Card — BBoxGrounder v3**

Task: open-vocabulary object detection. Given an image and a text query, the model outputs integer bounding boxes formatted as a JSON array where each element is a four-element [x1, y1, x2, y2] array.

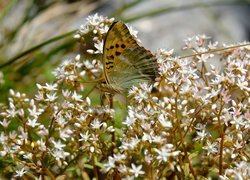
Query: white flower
[[59, 128, 73, 141], [197, 53, 214, 63], [71, 91, 83, 102], [142, 132, 152, 143], [23, 152, 33, 160], [209, 88, 221, 98], [120, 137, 140, 150], [99, 24, 109, 34], [9, 131, 17, 139], [50, 149, 70, 161], [168, 73, 181, 85], [230, 116, 245, 129], [27, 118, 40, 128], [133, 89, 148, 103], [127, 25, 139, 40], [86, 13, 103, 26], [94, 41, 103, 54], [140, 122, 151, 131], [158, 114, 172, 128], [18, 130, 28, 143], [62, 90, 71, 98], [237, 75, 249, 91], [79, 131, 90, 142], [203, 140, 218, 155], [154, 144, 179, 162], [0, 119, 10, 128], [113, 153, 126, 161], [37, 139, 46, 151], [195, 129, 209, 141], [28, 105, 43, 118], [157, 49, 174, 58], [0, 132, 8, 144], [118, 164, 128, 173], [77, 114, 87, 123], [55, 114, 67, 126], [52, 140, 65, 150], [208, 41, 218, 49], [15, 168, 27, 177], [129, 163, 144, 177], [35, 91, 44, 101], [45, 93, 57, 102], [6, 102, 16, 118], [152, 135, 164, 143], [104, 156, 116, 171], [123, 108, 136, 126], [43, 83, 58, 91], [91, 118, 103, 129]]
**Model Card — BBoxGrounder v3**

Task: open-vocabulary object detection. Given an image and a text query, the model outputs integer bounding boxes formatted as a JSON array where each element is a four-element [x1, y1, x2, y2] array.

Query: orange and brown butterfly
[[101, 21, 158, 94]]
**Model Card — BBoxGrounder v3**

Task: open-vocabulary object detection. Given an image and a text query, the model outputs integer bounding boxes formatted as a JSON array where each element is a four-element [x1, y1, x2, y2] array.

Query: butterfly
[[101, 21, 158, 94]]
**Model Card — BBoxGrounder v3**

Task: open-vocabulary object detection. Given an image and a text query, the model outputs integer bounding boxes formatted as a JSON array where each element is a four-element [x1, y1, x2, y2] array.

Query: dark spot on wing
[[116, 44, 119, 48], [110, 45, 114, 49], [121, 44, 126, 48], [115, 51, 121, 56], [106, 65, 114, 69], [110, 55, 114, 59], [106, 61, 113, 66]]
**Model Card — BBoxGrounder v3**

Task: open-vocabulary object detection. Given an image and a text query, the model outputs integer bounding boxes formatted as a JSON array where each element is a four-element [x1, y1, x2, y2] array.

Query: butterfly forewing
[[103, 21, 158, 93]]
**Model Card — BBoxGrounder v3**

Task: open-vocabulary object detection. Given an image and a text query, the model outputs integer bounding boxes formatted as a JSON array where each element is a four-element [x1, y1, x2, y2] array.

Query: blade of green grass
[[0, 29, 76, 69]]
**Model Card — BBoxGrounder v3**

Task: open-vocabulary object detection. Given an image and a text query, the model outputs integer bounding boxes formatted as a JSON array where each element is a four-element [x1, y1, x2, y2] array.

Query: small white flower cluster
[[53, 54, 103, 85], [220, 161, 250, 179], [0, 59, 115, 177], [53, 54, 84, 82], [74, 13, 115, 55]]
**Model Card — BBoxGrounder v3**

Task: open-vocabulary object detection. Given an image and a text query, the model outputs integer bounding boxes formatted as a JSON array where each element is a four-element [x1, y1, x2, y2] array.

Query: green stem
[[180, 43, 250, 59], [92, 155, 99, 180], [0, 30, 76, 69], [217, 99, 225, 175], [174, 91, 197, 179]]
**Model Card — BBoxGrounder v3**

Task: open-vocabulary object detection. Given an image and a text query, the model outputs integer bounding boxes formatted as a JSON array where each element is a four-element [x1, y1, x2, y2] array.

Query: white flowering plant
[[0, 14, 249, 179]]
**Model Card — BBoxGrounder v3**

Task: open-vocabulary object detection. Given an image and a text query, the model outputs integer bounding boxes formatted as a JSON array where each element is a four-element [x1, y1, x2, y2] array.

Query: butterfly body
[[102, 21, 158, 94]]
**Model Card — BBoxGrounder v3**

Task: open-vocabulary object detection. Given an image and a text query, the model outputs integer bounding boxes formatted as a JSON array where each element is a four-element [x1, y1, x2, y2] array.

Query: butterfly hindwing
[[103, 21, 158, 93]]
